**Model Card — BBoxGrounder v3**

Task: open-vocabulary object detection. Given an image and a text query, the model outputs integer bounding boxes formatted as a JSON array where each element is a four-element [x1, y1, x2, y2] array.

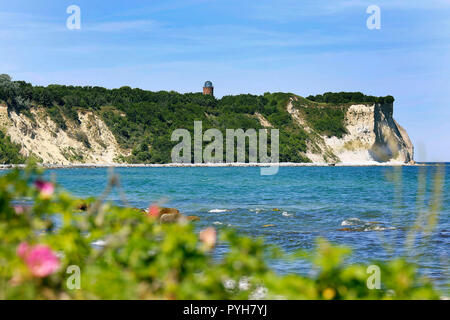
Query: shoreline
[[0, 161, 432, 170]]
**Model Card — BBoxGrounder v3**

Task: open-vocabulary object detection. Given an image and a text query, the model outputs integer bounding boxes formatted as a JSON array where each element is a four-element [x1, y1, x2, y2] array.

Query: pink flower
[[147, 204, 160, 218], [34, 180, 54, 198], [17, 242, 29, 259], [17, 242, 60, 278], [199, 227, 216, 250], [13, 205, 25, 214]]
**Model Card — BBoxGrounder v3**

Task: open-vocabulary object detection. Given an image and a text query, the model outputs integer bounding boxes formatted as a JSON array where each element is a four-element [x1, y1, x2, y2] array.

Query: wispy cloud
[[245, 0, 450, 21], [0, 12, 65, 39], [85, 19, 160, 32]]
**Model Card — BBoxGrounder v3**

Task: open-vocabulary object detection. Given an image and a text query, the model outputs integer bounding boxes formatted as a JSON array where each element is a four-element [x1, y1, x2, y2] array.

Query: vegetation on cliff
[[0, 74, 396, 164], [306, 92, 394, 105], [0, 130, 26, 164], [292, 99, 348, 138]]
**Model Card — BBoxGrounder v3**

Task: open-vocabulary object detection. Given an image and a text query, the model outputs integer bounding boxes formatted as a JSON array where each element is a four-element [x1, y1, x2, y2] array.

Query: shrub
[[0, 130, 26, 164], [295, 103, 348, 138], [74, 132, 91, 149], [47, 106, 67, 130]]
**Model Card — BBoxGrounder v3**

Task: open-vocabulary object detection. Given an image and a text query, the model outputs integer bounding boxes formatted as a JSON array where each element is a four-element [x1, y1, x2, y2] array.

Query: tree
[[0, 74, 19, 103]]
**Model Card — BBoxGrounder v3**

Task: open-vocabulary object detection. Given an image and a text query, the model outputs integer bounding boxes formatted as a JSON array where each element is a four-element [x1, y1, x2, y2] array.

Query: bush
[[47, 106, 67, 130], [0, 166, 441, 299], [0, 130, 26, 164], [295, 103, 348, 138], [74, 132, 91, 149]]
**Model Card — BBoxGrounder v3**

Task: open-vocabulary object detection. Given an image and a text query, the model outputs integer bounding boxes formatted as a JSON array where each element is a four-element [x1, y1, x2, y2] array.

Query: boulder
[[159, 207, 181, 216], [158, 208, 199, 223]]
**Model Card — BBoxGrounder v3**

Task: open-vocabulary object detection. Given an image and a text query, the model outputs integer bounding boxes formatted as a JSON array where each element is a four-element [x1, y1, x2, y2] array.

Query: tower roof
[[204, 81, 213, 88]]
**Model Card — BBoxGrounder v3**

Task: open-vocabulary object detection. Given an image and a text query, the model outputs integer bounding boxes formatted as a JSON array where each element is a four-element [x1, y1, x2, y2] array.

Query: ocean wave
[[363, 225, 396, 232], [340, 217, 395, 232], [208, 209, 228, 213], [341, 218, 362, 226], [282, 212, 293, 217]]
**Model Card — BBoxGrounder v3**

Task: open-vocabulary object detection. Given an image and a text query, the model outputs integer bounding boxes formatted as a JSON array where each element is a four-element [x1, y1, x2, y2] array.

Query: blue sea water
[[40, 164, 449, 292]]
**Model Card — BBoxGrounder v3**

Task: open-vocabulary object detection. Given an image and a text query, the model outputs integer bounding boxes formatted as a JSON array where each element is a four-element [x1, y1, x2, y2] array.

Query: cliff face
[[0, 99, 414, 165], [285, 100, 414, 164], [0, 105, 127, 164]]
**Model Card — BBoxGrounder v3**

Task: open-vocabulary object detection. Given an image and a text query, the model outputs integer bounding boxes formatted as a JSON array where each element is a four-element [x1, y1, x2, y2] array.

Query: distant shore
[[0, 161, 429, 170]]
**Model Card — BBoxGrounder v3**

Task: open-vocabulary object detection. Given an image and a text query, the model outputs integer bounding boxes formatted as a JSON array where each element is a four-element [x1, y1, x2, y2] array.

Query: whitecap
[[282, 212, 293, 217], [341, 218, 362, 226], [363, 226, 396, 232], [213, 221, 223, 225], [209, 209, 228, 213]]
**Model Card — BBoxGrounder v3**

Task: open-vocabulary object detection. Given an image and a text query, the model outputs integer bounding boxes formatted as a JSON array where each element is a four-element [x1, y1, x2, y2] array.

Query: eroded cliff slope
[[0, 105, 127, 164], [283, 99, 414, 164]]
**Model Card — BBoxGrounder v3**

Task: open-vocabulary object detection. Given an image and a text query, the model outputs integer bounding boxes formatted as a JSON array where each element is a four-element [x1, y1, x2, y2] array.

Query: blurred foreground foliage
[[0, 166, 441, 300]]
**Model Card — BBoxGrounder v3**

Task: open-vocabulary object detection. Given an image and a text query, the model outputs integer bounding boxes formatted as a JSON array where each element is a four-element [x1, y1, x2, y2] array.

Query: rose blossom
[[13, 205, 25, 214], [199, 227, 216, 250], [34, 180, 55, 198], [17, 242, 60, 278], [147, 204, 160, 218], [17, 242, 29, 259]]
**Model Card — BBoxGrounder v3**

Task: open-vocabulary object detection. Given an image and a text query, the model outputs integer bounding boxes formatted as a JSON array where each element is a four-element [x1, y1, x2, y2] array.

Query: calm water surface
[[39, 165, 449, 292]]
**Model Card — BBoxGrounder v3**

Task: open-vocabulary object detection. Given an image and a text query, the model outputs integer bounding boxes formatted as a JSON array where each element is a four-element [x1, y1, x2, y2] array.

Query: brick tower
[[203, 81, 214, 96]]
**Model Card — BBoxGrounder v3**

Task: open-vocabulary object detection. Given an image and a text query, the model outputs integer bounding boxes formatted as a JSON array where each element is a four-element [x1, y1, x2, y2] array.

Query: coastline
[[0, 161, 427, 170]]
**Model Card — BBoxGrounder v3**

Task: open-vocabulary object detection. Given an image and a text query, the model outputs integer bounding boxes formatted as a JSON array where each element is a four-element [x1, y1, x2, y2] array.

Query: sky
[[0, 0, 449, 161]]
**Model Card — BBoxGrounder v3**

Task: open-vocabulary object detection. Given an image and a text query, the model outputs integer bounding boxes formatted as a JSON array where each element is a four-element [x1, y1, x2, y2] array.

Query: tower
[[203, 81, 214, 96]]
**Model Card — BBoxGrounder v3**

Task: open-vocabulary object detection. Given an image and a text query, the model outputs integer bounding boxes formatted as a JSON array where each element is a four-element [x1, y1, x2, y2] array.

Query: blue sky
[[1, 0, 449, 161]]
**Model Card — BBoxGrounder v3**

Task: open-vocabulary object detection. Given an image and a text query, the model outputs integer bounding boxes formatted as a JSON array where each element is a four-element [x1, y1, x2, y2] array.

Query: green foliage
[[73, 132, 91, 149], [129, 140, 152, 163], [47, 106, 67, 130], [0, 74, 19, 106], [61, 147, 84, 162], [306, 92, 394, 105], [295, 102, 348, 138], [61, 104, 80, 124], [0, 130, 26, 164], [0, 167, 441, 299]]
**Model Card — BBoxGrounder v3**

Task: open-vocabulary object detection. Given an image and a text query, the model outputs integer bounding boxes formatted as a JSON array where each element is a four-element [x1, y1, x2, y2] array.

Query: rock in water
[[159, 208, 181, 216], [159, 213, 180, 223], [158, 208, 200, 223]]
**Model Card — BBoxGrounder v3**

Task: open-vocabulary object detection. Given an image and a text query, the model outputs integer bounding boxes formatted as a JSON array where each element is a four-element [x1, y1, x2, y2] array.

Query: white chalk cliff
[[0, 105, 127, 164], [284, 99, 414, 164]]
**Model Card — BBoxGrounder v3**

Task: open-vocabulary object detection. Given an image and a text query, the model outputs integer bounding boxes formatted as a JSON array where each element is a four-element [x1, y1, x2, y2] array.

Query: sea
[[28, 164, 450, 292]]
